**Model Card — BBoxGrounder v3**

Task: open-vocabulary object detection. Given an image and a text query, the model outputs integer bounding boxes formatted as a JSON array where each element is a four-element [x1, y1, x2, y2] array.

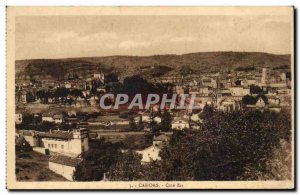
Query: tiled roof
[[53, 114, 64, 119], [153, 135, 170, 142], [49, 155, 82, 167], [38, 131, 73, 139]]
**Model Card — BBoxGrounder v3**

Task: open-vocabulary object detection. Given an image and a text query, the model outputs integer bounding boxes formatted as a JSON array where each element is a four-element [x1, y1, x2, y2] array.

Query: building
[[20, 128, 89, 157], [42, 113, 54, 123], [136, 134, 170, 165], [136, 145, 161, 165], [256, 97, 266, 109], [228, 86, 250, 96], [53, 114, 64, 124], [16, 91, 28, 104], [261, 67, 271, 84], [171, 119, 189, 130], [153, 134, 170, 146], [217, 97, 241, 112], [49, 155, 82, 181]]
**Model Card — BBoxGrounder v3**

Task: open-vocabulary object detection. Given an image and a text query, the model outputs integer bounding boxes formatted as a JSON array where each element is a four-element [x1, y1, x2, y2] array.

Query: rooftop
[[49, 155, 83, 167]]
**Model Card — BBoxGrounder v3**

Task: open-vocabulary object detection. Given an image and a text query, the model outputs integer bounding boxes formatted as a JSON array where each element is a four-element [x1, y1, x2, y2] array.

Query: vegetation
[[106, 108, 291, 181], [73, 139, 123, 181]]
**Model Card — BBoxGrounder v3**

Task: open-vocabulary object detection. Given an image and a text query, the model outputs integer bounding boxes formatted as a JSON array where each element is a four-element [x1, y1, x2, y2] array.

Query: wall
[[24, 135, 39, 147], [49, 162, 76, 181]]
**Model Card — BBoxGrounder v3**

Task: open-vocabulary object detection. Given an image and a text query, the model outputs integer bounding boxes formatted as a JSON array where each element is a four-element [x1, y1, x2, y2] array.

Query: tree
[[180, 65, 193, 76], [145, 109, 291, 181], [109, 151, 143, 181], [149, 113, 160, 136], [54, 87, 69, 100], [106, 73, 119, 83], [242, 95, 257, 105], [250, 85, 264, 94], [69, 89, 83, 98], [160, 110, 172, 132], [73, 139, 122, 181]]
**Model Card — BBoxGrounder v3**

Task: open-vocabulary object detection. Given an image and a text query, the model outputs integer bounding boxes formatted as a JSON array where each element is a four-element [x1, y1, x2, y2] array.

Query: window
[[61, 145, 64, 149], [51, 144, 54, 148], [48, 144, 50, 148], [55, 144, 57, 148]]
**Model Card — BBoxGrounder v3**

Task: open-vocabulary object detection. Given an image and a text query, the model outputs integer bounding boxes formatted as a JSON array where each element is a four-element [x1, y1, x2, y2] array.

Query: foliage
[[109, 151, 144, 181], [180, 65, 193, 76], [73, 139, 122, 181], [105, 73, 119, 83], [242, 94, 268, 105], [142, 109, 291, 181], [250, 85, 264, 94], [160, 110, 172, 132]]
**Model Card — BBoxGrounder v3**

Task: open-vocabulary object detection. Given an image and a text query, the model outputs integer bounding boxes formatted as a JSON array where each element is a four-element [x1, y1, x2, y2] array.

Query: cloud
[[43, 31, 79, 43], [118, 40, 152, 50], [78, 32, 118, 42], [171, 36, 200, 43]]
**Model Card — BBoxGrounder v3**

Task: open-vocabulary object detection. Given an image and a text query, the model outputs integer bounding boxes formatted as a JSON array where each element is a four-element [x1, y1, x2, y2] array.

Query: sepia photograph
[[6, 6, 294, 189]]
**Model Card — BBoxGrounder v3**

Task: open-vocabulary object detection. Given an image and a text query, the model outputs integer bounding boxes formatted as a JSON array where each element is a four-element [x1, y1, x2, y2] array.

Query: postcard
[[6, 6, 294, 189]]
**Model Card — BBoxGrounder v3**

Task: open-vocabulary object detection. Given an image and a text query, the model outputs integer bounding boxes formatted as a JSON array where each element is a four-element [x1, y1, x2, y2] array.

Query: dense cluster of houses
[[15, 66, 291, 180]]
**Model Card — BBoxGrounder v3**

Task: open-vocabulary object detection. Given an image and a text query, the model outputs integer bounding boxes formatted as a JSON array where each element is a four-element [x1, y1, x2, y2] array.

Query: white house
[[136, 145, 162, 165], [136, 134, 170, 164], [49, 155, 82, 181], [218, 98, 241, 112], [20, 128, 89, 158], [65, 82, 72, 89], [42, 113, 54, 123], [172, 119, 189, 130], [228, 86, 250, 96], [256, 97, 266, 109], [135, 114, 161, 124], [53, 114, 64, 124]]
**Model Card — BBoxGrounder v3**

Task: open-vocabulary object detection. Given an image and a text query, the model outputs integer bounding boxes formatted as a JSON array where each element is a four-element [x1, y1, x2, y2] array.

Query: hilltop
[[15, 52, 291, 80]]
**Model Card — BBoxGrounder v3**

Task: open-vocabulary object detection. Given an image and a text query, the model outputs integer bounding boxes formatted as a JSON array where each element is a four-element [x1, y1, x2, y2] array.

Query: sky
[[15, 15, 292, 60]]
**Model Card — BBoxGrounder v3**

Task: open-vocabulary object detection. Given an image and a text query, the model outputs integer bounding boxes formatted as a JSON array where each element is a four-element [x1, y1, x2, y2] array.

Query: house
[[42, 113, 54, 123], [15, 113, 23, 124], [65, 82, 72, 89], [19, 131, 39, 147], [19, 128, 89, 157], [256, 97, 266, 109], [39, 128, 89, 157], [172, 119, 189, 130], [135, 113, 161, 124], [49, 155, 83, 181], [153, 134, 170, 146], [53, 114, 64, 124], [136, 134, 170, 164], [228, 86, 250, 96], [218, 98, 241, 112], [136, 145, 162, 165], [93, 72, 105, 83], [16, 91, 28, 104]]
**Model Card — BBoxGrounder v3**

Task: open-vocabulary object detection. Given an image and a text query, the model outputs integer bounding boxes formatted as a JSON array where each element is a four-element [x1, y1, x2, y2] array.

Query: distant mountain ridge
[[15, 52, 291, 80]]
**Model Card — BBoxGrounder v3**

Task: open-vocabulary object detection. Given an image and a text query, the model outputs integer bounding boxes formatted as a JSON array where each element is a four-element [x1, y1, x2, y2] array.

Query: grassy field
[[16, 151, 67, 181]]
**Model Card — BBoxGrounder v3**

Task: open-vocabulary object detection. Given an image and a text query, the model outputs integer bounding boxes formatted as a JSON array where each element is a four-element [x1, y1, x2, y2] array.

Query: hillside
[[15, 52, 291, 80]]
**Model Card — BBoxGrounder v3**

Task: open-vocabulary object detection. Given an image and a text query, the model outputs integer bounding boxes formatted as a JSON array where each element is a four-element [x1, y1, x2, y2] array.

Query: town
[[15, 63, 292, 181]]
